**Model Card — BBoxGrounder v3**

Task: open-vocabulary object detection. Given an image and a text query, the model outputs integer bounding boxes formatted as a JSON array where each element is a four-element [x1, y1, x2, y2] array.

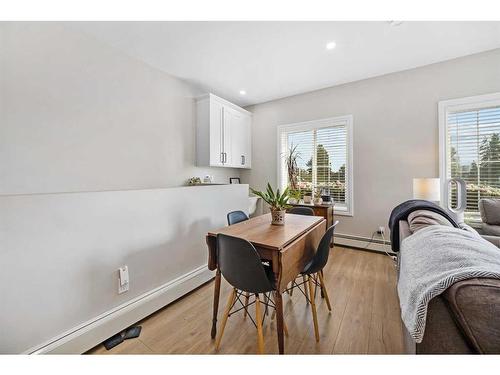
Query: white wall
[[0, 22, 239, 195], [242, 48, 500, 238], [0, 184, 248, 354], [0, 23, 246, 353]]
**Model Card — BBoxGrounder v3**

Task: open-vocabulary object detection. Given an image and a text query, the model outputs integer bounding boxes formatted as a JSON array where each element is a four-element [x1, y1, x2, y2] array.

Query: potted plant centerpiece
[[251, 183, 291, 225]]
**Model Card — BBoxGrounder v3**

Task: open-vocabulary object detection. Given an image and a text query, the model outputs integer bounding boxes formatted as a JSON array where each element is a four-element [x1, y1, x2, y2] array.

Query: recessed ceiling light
[[325, 41, 336, 50], [239, 90, 246, 95]]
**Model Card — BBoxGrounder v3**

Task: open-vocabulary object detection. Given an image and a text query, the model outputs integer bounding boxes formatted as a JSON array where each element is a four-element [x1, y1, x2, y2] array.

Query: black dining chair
[[288, 206, 315, 216], [226, 210, 252, 314], [287, 206, 315, 298], [215, 233, 287, 354], [287, 221, 339, 342], [227, 210, 249, 225]]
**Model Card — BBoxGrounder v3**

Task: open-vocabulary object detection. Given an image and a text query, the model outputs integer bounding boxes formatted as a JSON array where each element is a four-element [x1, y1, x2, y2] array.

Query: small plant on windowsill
[[313, 187, 323, 205], [250, 183, 291, 225], [288, 189, 301, 205]]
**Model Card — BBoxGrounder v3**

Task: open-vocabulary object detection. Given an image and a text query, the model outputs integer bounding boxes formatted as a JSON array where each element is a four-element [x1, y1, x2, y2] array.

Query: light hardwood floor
[[87, 246, 405, 354]]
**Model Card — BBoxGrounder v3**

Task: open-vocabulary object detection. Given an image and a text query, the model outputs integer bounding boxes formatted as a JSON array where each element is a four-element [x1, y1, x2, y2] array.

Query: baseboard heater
[[27, 265, 214, 354], [334, 233, 395, 255]]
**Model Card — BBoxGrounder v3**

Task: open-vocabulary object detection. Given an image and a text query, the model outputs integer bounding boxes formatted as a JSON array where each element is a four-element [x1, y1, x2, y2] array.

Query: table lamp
[[413, 178, 441, 203]]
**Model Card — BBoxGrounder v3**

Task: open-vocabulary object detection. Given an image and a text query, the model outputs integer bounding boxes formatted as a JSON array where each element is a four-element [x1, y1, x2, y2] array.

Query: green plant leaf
[[266, 183, 275, 202]]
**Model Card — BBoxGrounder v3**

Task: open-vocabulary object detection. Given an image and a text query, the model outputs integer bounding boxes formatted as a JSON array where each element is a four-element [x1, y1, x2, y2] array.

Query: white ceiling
[[68, 21, 500, 106]]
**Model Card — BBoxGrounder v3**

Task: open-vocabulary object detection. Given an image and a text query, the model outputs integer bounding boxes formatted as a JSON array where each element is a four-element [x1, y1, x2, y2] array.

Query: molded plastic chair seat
[[289, 206, 315, 216], [301, 222, 338, 275], [227, 210, 249, 225]]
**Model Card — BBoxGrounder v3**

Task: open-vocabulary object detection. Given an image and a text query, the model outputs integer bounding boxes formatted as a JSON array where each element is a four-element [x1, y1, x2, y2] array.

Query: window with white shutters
[[277, 115, 353, 216], [440, 93, 500, 222]]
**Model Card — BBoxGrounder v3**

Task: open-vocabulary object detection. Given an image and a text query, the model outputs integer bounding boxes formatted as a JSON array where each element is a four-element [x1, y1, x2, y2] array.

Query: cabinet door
[[209, 99, 224, 166], [222, 107, 233, 166], [228, 108, 251, 168], [242, 113, 251, 168]]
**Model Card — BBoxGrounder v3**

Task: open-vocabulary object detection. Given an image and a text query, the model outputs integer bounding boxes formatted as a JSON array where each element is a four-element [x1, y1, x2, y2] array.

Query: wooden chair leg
[[307, 275, 320, 342], [318, 271, 332, 311], [243, 292, 250, 318], [302, 275, 309, 303], [255, 294, 265, 354], [215, 288, 237, 351]]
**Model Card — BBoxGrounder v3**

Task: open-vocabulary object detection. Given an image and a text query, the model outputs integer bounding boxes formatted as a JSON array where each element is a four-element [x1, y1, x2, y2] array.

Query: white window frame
[[438, 92, 500, 217], [276, 115, 354, 216]]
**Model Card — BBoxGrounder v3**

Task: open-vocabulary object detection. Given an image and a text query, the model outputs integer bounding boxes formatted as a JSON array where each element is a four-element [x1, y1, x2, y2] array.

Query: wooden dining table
[[205, 213, 326, 354]]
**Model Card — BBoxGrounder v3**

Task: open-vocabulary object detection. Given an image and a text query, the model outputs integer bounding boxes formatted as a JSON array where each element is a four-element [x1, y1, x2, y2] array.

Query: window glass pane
[[282, 122, 349, 211], [287, 130, 314, 193], [447, 106, 500, 221], [317, 126, 347, 206]]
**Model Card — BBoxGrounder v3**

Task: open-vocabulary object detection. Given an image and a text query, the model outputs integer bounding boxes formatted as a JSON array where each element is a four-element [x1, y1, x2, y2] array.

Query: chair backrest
[[289, 206, 315, 216], [227, 210, 249, 225], [217, 234, 275, 293], [305, 221, 339, 275]]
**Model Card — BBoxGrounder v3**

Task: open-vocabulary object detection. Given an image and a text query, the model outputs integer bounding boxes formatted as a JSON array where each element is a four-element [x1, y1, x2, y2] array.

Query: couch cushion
[[407, 209, 454, 233], [443, 278, 500, 353], [479, 198, 500, 225], [417, 296, 473, 354], [481, 222, 500, 237]]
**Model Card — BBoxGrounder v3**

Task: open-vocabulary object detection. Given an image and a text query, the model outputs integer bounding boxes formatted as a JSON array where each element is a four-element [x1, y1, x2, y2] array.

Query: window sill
[[334, 209, 353, 217]]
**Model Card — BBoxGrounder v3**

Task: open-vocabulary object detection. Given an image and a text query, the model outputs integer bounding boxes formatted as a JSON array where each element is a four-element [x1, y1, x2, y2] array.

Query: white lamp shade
[[413, 178, 441, 201]]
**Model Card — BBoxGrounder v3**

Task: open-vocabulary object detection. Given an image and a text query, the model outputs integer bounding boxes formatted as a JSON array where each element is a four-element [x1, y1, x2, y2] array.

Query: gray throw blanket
[[398, 225, 500, 343]]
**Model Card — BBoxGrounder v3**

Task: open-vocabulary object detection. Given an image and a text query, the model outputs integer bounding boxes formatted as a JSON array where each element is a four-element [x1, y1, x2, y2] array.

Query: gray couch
[[478, 198, 500, 247], [399, 219, 500, 354]]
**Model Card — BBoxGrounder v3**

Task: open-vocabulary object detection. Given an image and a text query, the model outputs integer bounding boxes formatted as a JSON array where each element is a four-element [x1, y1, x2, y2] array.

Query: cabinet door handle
[[221, 152, 224, 163], [223, 152, 227, 163], [241, 155, 245, 165]]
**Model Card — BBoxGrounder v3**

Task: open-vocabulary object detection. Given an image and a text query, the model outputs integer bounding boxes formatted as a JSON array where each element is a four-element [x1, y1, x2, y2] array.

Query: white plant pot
[[313, 197, 323, 205], [271, 209, 286, 225], [288, 198, 298, 205]]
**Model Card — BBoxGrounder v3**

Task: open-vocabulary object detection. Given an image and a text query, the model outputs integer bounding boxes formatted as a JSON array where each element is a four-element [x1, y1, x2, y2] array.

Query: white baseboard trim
[[28, 265, 214, 354], [335, 233, 394, 255]]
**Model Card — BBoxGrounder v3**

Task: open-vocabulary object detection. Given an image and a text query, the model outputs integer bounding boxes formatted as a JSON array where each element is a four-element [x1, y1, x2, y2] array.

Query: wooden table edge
[[206, 214, 325, 251]]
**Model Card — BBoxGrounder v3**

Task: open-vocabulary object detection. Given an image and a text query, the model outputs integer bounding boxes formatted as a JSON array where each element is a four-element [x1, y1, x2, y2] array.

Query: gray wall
[[242, 48, 500, 238], [0, 22, 239, 195]]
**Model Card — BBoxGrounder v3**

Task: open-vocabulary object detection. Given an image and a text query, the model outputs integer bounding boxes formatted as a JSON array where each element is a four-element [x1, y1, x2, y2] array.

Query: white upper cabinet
[[196, 94, 252, 169]]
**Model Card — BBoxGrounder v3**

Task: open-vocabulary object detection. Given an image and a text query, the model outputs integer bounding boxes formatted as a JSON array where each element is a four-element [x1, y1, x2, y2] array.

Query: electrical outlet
[[118, 266, 129, 294], [377, 226, 385, 235]]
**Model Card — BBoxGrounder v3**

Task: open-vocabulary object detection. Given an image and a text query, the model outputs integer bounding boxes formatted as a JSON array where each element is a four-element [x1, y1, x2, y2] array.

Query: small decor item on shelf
[[303, 192, 312, 204], [321, 187, 332, 204], [187, 177, 202, 185], [229, 177, 241, 184], [203, 175, 214, 184], [250, 183, 291, 225], [313, 187, 323, 205]]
